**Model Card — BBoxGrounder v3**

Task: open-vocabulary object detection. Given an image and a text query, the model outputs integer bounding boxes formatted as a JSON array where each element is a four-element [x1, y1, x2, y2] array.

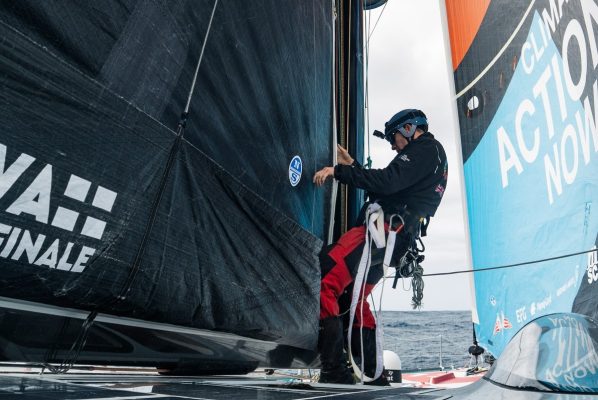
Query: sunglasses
[[373, 129, 397, 144]]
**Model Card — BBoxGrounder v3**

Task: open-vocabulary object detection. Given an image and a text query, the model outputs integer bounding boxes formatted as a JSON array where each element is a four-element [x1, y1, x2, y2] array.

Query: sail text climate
[[498, 0, 598, 205]]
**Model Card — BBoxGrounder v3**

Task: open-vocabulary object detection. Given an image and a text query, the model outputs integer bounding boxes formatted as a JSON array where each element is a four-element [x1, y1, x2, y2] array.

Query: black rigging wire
[[387, 248, 596, 279], [42, 0, 220, 375], [118, 0, 220, 302], [42, 311, 98, 374]]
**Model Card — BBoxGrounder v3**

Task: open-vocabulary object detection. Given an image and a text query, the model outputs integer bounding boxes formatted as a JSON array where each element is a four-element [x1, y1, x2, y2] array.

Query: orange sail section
[[445, 0, 491, 70]]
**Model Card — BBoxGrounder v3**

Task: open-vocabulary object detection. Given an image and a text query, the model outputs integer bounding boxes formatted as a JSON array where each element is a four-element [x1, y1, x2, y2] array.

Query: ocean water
[[379, 310, 474, 371]]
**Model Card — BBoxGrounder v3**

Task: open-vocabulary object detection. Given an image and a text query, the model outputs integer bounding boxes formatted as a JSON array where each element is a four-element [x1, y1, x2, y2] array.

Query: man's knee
[[320, 263, 353, 319]]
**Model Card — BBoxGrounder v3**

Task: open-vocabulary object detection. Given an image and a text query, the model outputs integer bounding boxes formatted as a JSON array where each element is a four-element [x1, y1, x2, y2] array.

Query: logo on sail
[[530, 294, 553, 317], [493, 315, 501, 335], [288, 155, 302, 187], [493, 311, 513, 335], [557, 266, 579, 297], [0, 143, 118, 273]]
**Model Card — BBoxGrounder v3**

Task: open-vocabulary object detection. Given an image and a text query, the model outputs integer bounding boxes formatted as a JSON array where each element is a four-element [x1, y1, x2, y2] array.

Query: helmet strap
[[398, 124, 417, 139]]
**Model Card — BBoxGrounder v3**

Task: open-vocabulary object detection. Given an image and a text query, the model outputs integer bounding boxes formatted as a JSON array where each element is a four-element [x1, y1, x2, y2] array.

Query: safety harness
[[347, 203, 426, 383]]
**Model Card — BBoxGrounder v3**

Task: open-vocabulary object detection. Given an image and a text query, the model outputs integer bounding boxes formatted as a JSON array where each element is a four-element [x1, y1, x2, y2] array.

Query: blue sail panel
[[446, 0, 598, 357]]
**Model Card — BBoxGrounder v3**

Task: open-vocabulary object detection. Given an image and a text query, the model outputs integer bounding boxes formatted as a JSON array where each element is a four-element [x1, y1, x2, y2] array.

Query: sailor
[[313, 109, 448, 385]]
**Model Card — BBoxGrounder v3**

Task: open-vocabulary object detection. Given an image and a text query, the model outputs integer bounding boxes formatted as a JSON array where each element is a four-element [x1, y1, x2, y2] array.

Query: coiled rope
[[409, 262, 424, 309]]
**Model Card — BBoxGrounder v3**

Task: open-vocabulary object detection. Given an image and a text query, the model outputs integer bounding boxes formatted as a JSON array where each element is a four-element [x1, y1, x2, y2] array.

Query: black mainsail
[[0, 0, 348, 371]]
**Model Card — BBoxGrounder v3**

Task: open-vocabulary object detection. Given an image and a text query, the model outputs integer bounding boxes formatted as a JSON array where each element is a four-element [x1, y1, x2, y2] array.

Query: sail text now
[[497, 0, 598, 205]]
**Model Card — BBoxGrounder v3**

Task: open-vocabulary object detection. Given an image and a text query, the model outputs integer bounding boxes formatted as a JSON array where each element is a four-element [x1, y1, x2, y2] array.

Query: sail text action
[[497, 1, 598, 205]]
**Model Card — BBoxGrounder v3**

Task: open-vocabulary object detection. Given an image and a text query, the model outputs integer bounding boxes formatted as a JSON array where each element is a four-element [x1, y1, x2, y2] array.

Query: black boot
[[351, 328, 390, 386], [318, 317, 355, 384]]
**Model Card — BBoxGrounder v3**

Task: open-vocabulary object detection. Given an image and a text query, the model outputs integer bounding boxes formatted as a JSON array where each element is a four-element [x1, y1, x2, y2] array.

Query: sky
[[365, 0, 473, 312]]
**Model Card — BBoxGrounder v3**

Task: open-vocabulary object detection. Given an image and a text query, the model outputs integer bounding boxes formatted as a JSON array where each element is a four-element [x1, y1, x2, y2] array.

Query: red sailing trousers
[[319, 225, 388, 329]]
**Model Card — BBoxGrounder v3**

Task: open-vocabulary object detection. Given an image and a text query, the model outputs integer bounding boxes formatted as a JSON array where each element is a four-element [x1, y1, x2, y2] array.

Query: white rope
[[347, 207, 427, 383], [347, 203, 386, 383]]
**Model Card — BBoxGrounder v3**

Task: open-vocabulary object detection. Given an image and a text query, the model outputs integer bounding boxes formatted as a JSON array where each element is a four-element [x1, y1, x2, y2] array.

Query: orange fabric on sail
[[445, 0, 491, 71]]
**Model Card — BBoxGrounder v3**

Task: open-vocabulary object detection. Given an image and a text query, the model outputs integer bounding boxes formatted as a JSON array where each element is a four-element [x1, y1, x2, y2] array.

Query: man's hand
[[313, 166, 335, 186], [336, 144, 354, 165]]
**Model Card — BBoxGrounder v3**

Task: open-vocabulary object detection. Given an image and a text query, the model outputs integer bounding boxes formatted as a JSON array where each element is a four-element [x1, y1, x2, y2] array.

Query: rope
[[364, 0, 371, 169], [422, 248, 597, 277], [410, 262, 424, 309], [116, 0, 219, 301], [347, 204, 386, 383], [117, 0, 219, 301], [363, 0, 388, 168], [367, 0, 388, 42], [42, 0, 220, 374], [384, 248, 596, 279], [183, 0, 219, 115], [42, 311, 97, 374]]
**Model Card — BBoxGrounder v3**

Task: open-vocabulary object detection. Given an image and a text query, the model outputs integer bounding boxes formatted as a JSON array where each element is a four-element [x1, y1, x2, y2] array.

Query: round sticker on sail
[[289, 156, 302, 187]]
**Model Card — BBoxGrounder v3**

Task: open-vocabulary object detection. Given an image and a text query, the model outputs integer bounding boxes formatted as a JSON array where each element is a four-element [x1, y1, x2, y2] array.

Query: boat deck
[[0, 372, 451, 399], [403, 369, 486, 389]]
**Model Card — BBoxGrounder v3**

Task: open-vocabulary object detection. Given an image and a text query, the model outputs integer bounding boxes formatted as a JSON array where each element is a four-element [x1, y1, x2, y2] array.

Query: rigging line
[[387, 248, 596, 279], [455, 0, 535, 99], [328, 0, 339, 244], [34, 3, 219, 374], [345, 0, 352, 150], [342, 0, 352, 233], [117, 0, 219, 301], [366, 0, 387, 42], [183, 0, 219, 114], [364, 0, 371, 168], [310, 0, 317, 234]]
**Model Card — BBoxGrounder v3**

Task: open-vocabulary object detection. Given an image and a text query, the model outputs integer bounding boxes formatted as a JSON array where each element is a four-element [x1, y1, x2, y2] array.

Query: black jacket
[[334, 132, 448, 217]]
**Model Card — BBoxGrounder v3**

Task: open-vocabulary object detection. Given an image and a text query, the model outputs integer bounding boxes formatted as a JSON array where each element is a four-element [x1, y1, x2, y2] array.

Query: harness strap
[[347, 203, 386, 383], [383, 214, 405, 269], [368, 203, 385, 249], [347, 205, 427, 382]]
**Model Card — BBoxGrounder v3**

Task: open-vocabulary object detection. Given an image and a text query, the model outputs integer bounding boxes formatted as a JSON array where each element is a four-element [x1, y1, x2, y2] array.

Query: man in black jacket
[[313, 109, 448, 385]]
